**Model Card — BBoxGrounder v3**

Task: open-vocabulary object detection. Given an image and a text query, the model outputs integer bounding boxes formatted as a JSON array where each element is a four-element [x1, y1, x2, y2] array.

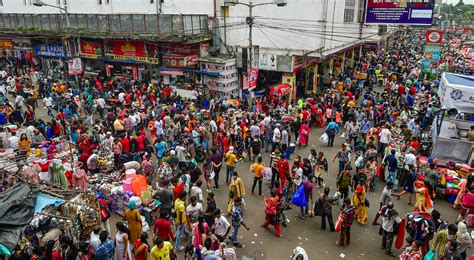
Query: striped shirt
[[342, 205, 356, 227]]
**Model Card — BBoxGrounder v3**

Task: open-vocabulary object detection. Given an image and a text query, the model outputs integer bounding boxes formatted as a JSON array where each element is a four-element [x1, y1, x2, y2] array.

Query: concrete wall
[[217, 0, 379, 56]]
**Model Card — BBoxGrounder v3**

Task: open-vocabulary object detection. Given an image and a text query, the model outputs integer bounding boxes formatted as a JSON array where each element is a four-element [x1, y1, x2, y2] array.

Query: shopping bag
[[424, 249, 435, 260], [313, 198, 323, 216], [319, 133, 329, 143], [291, 184, 307, 207], [340, 133, 346, 139], [335, 212, 343, 232]]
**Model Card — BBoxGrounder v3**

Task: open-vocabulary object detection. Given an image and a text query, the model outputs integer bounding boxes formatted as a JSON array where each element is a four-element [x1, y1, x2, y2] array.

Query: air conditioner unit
[[224, 0, 238, 6], [274, 0, 287, 7]]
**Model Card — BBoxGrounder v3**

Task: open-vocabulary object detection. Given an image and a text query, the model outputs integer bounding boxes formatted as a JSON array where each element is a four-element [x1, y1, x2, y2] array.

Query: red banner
[[160, 43, 198, 56], [105, 40, 158, 64], [132, 67, 138, 79], [80, 40, 103, 59], [426, 30, 443, 44], [0, 38, 13, 49], [247, 68, 258, 90], [105, 64, 112, 77]]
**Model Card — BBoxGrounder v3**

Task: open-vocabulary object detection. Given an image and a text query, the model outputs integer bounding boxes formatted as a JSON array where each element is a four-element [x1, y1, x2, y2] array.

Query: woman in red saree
[[316, 106, 325, 128], [133, 233, 149, 260], [299, 123, 310, 146]]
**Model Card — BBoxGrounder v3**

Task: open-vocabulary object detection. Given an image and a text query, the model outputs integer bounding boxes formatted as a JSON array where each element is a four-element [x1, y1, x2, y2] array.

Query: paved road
[[27, 99, 460, 260]]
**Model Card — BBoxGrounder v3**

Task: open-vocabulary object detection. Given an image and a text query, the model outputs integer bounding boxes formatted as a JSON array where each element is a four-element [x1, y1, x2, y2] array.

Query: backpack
[[327, 126, 335, 135]]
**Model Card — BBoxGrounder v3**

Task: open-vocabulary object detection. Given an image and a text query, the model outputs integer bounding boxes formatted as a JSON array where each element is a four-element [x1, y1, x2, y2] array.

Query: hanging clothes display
[[49, 159, 69, 188]]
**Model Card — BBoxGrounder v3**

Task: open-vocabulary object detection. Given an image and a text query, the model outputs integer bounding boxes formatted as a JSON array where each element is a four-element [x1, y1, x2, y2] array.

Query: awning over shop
[[159, 67, 220, 77]]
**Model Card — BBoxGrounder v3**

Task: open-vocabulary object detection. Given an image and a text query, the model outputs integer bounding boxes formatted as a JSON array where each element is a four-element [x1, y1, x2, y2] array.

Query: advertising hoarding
[[365, 0, 435, 25]]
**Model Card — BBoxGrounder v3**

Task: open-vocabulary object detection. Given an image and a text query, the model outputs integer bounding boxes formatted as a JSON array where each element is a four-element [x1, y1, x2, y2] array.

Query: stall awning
[[160, 67, 220, 77]]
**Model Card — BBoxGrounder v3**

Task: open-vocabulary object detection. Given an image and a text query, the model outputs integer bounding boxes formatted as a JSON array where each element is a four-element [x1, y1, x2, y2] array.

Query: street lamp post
[[33, 0, 70, 29], [33, 0, 75, 166], [33, 0, 74, 84], [225, 0, 287, 74]]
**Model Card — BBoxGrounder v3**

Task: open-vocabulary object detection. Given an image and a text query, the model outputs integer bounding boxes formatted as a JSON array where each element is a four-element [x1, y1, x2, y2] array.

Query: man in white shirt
[[213, 209, 231, 242], [96, 97, 106, 118], [89, 225, 101, 253], [378, 125, 392, 157], [189, 180, 204, 203], [7, 132, 19, 150], [186, 196, 203, 225], [404, 149, 417, 168], [43, 95, 53, 116], [118, 92, 125, 103], [14, 95, 25, 110], [272, 124, 281, 152]]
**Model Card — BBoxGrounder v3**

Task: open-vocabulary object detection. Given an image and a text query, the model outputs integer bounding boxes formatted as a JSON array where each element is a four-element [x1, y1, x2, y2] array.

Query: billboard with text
[[365, 0, 435, 25]]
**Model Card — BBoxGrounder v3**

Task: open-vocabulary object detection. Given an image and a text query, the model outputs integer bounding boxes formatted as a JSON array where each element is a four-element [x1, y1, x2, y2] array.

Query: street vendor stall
[[269, 83, 291, 107]]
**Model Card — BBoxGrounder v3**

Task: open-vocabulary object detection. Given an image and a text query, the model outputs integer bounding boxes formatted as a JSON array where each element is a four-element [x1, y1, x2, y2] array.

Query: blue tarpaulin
[[35, 193, 65, 213]]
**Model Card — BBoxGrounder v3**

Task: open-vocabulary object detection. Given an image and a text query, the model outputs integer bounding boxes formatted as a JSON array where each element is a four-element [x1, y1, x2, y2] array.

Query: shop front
[[79, 39, 105, 79], [292, 56, 320, 97], [159, 42, 202, 92], [34, 42, 71, 80], [103, 39, 159, 81]]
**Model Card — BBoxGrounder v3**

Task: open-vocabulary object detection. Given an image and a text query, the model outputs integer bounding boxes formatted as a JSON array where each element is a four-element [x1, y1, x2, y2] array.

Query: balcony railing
[[0, 13, 210, 37]]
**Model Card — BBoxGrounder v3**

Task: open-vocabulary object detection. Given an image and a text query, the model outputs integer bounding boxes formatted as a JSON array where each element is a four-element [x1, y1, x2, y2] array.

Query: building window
[[151, 0, 154, 3], [357, 0, 365, 23], [344, 0, 356, 23], [105, 0, 110, 4], [98, 0, 102, 4]]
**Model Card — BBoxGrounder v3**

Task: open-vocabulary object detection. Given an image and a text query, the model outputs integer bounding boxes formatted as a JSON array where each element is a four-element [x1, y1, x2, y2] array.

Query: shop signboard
[[104, 40, 158, 64], [68, 58, 83, 75], [365, 0, 435, 25], [80, 40, 103, 59], [247, 68, 258, 91], [13, 38, 33, 51], [0, 38, 13, 49], [132, 67, 138, 80], [162, 55, 187, 68], [425, 30, 443, 44], [200, 42, 209, 57], [105, 64, 113, 77], [34, 43, 70, 58], [259, 53, 277, 71], [422, 44, 441, 73], [185, 55, 199, 66]]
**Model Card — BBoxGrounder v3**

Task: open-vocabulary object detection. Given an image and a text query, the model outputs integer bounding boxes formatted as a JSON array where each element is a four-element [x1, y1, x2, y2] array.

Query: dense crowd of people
[[0, 28, 473, 260]]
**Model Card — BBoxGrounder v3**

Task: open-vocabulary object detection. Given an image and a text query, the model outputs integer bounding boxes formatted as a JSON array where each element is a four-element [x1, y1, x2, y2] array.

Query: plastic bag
[[335, 212, 343, 232], [424, 249, 434, 260], [319, 133, 329, 143], [292, 184, 307, 207], [340, 133, 346, 139]]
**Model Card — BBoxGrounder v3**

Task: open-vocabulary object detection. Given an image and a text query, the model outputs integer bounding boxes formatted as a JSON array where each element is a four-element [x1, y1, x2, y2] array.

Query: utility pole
[[248, 2, 253, 69]]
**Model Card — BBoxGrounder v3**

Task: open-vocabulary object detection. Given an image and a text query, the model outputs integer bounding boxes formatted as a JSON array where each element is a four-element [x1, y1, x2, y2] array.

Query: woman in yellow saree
[[352, 185, 368, 225]]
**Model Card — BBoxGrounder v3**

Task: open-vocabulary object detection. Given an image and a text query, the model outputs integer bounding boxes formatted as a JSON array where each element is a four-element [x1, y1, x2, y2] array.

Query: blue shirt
[[325, 122, 339, 134], [0, 113, 6, 125], [95, 240, 114, 260], [155, 141, 167, 158], [386, 154, 398, 172]]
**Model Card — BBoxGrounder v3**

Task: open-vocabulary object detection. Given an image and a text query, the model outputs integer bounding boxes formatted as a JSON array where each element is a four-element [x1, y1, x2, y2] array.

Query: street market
[[0, 1, 474, 260]]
